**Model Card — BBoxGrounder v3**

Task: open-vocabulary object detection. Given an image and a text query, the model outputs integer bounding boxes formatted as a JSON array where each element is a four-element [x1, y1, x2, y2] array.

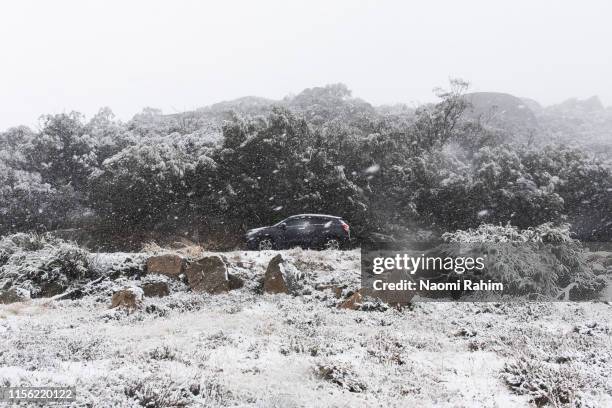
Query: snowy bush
[[0, 233, 91, 298], [3, 82, 612, 244], [440, 223, 604, 298], [315, 360, 367, 393], [124, 376, 192, 407], [504, 357, 587, 407], [0, 233, 65, 266], [500, 324, 610, 407]]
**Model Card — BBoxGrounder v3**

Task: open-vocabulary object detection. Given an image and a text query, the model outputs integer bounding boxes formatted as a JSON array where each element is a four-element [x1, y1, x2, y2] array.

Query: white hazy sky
[[1, 0, 611, 131]]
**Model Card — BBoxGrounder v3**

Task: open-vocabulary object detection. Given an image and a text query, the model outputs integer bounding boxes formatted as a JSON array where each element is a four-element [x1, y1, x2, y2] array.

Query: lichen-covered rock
[[146, 254, 185, 279], [185, 256, 229, 294], [111, 287, 143, 309]]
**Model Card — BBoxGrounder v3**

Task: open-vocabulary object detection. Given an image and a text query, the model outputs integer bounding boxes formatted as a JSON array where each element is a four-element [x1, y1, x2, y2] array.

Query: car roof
[[286, 214, 341, 219]]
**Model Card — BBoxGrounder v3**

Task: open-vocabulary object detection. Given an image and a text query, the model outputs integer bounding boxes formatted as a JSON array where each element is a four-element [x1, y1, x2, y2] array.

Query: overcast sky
[[1, 0, 611, 131]]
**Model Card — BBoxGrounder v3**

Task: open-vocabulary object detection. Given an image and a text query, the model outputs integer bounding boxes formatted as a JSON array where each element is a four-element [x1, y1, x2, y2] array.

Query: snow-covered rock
[[185, 256, 229, 294], [146, 254, 185, 279]]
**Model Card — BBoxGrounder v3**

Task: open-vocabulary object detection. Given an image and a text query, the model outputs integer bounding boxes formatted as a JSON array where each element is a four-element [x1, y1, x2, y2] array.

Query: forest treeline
[[1, 81, 611, 249]]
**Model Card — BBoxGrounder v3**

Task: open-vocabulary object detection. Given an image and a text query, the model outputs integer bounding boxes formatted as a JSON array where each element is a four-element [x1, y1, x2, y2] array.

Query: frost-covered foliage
[[0, 233, 92, 299], [315, 361, 367, 393], [441, 224, 605, 298], [216, 107, 368, 235], [442, 223, 574, 243], [1, 82, 611, 245], [0, 233, 66, 265], [405, 144, 610, 232], [499, 320, 611, 407], [89, 134, 217, 228], [0, 161, 76, 234]]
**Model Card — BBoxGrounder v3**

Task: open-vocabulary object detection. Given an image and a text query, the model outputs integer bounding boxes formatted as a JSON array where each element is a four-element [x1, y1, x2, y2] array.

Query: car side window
[[312, 217, 333, 227], [284, 217, 307, 227]]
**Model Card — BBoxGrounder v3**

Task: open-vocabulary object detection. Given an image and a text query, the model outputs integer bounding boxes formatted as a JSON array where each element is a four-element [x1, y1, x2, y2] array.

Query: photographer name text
[[372, 279, 503, 292]]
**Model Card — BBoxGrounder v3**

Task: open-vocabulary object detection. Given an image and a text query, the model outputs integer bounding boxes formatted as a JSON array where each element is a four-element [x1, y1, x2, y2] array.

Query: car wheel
[[324, 238, 340, 250], [258, 238, 274, 250]]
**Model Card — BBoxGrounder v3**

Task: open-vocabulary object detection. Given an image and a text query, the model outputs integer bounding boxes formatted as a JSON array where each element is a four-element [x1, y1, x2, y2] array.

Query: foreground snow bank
[[0, 247, 611, 406]]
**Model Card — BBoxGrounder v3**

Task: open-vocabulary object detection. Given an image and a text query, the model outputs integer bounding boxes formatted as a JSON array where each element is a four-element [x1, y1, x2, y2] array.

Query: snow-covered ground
[[0, 248, 611, 407]]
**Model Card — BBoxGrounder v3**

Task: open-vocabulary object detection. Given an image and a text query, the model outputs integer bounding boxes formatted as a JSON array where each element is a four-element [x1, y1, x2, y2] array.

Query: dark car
[[245, 214, 350, 250]]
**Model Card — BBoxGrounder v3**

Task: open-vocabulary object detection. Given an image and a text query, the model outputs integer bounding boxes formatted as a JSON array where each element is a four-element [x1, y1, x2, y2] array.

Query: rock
[[185, 256, 229, 294], [263, 254, 289, 294], [111, 287, 143, 309], [146, 254, 185, 279], [0, 288, 30, 304], [262, 255, 302, 295], [141, 281, 170, 298], [228, 274, 244, 290], [338, 289, 364, 310]]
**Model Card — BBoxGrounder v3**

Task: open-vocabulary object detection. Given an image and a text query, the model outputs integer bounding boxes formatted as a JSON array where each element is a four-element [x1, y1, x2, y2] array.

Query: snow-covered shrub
[[88, 253, 146, 279], [123, 372, 233, 407], [148, 345, 178, 361], [440, 223, 604, 298], [45, 244, 91, 281], [442, 223, 578, 244], [0, 234, 91, 298], [366, 333, 406, 365], [503, 357, 586, 406], [0, 233, 65, 267], [124, 377, 192, 407], [315, 360, 367, 393]]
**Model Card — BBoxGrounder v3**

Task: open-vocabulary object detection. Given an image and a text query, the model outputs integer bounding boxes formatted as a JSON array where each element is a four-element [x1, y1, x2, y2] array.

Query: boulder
[[146, 254, 185, 279], [185, 256, 229, 294], [338, 289, 364, 310], [263, 254, 289, 294], [141, 281, 170, 298], [0, 287, 30, 304], [111, 287, 143, 309]]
